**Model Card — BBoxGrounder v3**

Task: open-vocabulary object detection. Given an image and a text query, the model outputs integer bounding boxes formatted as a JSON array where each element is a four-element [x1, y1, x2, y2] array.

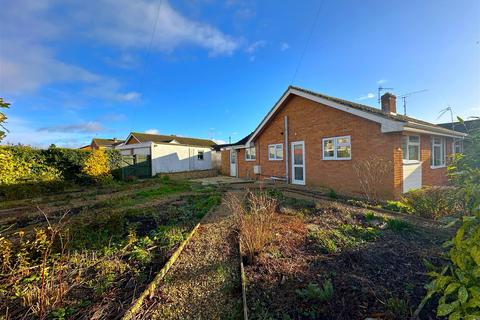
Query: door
[[291, 141, 305, 185], [230, 150, 237, 177]]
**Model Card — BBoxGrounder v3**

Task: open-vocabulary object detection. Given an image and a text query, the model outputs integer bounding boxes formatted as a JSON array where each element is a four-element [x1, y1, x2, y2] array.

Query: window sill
[[245, 159, 256, 162], [323, 158, 351, 161], [402, 160, 421, 165], [430, 165, 446, 169], [268, 158, 283, 161]]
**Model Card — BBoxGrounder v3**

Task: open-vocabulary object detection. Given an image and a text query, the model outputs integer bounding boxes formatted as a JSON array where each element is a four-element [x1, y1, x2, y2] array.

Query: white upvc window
[[322, 136, 351, 160], [431, 136, 446, 168], [268, 144, 283, 160], [245, 147, 256, 161], [453, 140, 463, 154], [401, 135, 420, 163]]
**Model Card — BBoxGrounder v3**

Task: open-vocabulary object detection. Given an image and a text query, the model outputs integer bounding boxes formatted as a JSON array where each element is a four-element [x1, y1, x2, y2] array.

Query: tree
[[81, 149, 112, 182], [0, 98, 10, 142], [415, 119, 480, 319]]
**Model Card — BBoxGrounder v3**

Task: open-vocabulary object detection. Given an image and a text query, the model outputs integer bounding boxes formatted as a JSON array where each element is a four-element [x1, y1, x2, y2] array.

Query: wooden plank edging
[[122, 222, 201, 320], [239, 242, 248, 320]]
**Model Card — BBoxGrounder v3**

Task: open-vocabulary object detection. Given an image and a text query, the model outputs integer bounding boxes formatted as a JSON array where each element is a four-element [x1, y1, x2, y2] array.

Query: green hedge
[[0, 145, 122, 200]]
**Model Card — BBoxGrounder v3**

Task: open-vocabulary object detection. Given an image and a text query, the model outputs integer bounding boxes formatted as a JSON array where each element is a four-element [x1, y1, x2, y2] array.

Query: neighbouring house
[[80, 138, 125, 150], [220, 86, 467, 199], [438, 119, 479, 153], [115, 132, 219, 178]]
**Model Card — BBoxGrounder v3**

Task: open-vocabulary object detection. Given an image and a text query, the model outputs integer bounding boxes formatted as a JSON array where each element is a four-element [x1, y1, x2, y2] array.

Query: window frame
[[322, 135, 352, 160], [430, 136, 446, 168], [197, 151, 204, 161], [453, 139, 463, 154], [245, 147, 256, 161], [268, 144, 283, 161], [401, 135, 421, 164]]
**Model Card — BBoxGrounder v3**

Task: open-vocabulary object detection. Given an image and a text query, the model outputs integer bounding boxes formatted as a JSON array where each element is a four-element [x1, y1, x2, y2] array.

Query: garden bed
[[243, 193, 452, 320], [0, 181, 221, 319]]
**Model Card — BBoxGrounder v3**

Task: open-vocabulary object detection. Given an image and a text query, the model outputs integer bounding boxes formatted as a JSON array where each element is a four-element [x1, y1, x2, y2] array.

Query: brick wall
[[420, 134, 453, 186], [231, 95, 452, 199], [241, 95, 399, 199]]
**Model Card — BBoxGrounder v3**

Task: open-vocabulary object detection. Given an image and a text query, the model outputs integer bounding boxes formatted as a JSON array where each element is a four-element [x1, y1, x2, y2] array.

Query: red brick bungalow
[[220, 86, 467, 199]]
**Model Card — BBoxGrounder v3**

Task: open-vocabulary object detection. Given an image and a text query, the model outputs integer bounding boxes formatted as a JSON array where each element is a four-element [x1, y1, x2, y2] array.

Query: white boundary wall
[[116, 142, 219, 176]]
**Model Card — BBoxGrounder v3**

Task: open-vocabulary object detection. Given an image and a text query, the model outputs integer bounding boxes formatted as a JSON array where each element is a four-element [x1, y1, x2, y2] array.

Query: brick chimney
[[381, 93, 397, 114]]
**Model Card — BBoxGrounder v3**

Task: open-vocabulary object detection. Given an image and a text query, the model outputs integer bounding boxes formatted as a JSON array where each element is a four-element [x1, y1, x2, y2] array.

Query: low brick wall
[[157, 169, 219, 180]]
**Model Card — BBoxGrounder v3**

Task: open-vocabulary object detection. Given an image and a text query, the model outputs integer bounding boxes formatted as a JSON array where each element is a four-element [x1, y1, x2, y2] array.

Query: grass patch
[[136, 179, 191, 199]]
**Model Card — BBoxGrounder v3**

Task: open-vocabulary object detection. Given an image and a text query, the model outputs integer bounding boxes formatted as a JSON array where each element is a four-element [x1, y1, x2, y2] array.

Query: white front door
[[291, 141, 305, 185], [230, 150, 237, 177]]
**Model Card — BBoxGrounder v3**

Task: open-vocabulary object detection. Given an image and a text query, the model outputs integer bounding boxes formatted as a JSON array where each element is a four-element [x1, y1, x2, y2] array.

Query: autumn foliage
[[81, 149, 112, 182]]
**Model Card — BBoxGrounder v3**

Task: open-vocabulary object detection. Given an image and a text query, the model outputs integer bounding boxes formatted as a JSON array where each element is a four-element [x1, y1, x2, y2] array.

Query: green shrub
[[340, 224, 379, 241], [152, 225, 185, 249], [364, 211, 378, 222], [266, 188, 285, 201], [416, 118, 480, 319], [402, 187, 461, 219], [296, 280, 334, 302], [309, 230, 341, 253], [384, 200, 412, 214], [328, 189, 338, 199], [386, 218, 414, 233]]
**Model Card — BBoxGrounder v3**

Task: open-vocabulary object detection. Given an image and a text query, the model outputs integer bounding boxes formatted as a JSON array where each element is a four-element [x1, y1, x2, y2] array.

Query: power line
[[131, 0, 164, 132], [291, 0, 324, 85]]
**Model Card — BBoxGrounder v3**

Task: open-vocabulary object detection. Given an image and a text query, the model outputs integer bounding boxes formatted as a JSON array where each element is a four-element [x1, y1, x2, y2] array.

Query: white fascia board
[[247, 88, 405, 145], [115, 141, 153, 150], [221, 145, 247, 151], [403, 123, 468, 138]]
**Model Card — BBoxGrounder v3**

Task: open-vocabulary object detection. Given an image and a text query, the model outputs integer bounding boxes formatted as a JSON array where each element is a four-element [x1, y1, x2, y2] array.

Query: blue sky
[[0, 0, 479, 148]]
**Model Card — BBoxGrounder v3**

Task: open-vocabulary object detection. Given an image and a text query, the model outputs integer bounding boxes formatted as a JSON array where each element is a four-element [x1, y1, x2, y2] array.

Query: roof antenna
[[398, 89, 428, 115], [378, 85, 394, 106]]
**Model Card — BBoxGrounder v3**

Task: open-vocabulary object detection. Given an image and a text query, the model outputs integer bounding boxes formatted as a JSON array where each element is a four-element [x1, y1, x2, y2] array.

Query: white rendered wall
[[151, 143, 213, 175]]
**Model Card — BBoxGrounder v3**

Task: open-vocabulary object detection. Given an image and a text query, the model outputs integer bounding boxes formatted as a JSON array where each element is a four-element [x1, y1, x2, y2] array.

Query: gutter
[[403, 122, 468, 138]]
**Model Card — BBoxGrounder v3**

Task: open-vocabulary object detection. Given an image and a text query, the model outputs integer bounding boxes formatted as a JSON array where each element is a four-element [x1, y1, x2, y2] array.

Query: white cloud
[[377, 79, 388, 85], [245, 40, 266, 54], [357, 93, 375, 101], [212, 139, 227, 145], [105, 53, 141, 70], [145, 129, 160, 134], [74, 0, 239, 56], [100, 113, 127, 122], [471, 107, 480, 111], [2, 116, 94, 148], [245, 40, 266, 61], [37, 121, 104, 133], [280, 42, 290, 51], [0, 0, 239, 97]]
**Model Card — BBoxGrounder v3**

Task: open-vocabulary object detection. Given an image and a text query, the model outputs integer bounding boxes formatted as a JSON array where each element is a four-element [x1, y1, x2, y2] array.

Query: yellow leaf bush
[[81, 149, 112, 182]]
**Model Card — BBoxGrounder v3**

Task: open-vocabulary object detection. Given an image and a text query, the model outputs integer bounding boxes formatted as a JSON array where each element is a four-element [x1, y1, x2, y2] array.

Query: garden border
[[121, 199, 223, 320], [121, 222, 201, 320], [239, 242, 249, 320], [279, 186, 446, 226]]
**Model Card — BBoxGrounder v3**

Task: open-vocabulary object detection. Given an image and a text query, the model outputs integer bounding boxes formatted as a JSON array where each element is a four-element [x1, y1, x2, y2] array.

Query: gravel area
[[138, 195, 243, 320]]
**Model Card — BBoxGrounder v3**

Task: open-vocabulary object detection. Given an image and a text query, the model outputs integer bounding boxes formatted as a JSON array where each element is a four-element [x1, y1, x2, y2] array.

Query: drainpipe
[[284, 116, 289, 183]]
